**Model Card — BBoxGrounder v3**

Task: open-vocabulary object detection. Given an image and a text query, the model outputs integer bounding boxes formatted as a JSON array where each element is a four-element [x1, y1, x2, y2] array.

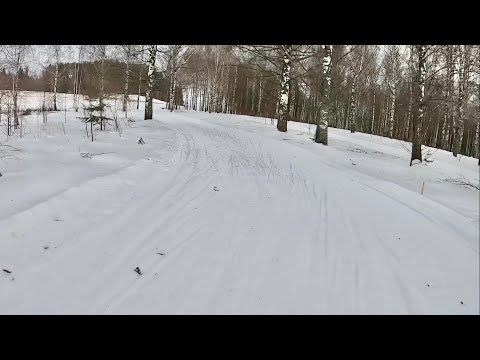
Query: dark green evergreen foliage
[[80, 98, 112, 142]]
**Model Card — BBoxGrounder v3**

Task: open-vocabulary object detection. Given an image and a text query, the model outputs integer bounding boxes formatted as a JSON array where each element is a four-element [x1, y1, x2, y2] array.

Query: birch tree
[[144, 45, 157, 120], [452, 46, 474, 157], [160, 45, 195, 112], [335, 46, 376, 134], [45, 45, 67, 111], [410, 45, 427, 165], [475, 53, 480, 164], [475, 80, 480, 164], [348, 72, 356, 133], [117, 45, 142, 116], [72, 45, 84, 112], [314, 45, 332, 144], [237, 45, 319, 132], [0, 45, 31, 133], [383, 45, 402, 138], [439, 45, 454, 149], [277, 45, 292, 132]]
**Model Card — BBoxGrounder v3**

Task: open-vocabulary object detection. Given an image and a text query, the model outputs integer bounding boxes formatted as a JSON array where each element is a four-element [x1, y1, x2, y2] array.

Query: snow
[[0, 92, 478, 314]]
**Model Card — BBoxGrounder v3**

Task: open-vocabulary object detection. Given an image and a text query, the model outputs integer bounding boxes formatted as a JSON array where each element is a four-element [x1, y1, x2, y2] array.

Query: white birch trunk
[[53, 63, 59, 111], [257, 77, 263, 116], [411, 45, 426, 165], [349, 78, 356, 133], [12, 73, 19, 130], [453, 46, 466, 157], [251, 76, 256, 113], [123, 62, 130, 114], [277, 45, 292, 132], [144, 45, 157, 120], [137, 66, 142, 110], [440, 100, 448, 148], [475, 82, 480, 162], [232, 65, 238, 114], [169, 71, 175, 112], [388, 85, 395, 138], [371, 90, 376, 134], [73, 62, 78, 111], [315, 45, 332, 144]]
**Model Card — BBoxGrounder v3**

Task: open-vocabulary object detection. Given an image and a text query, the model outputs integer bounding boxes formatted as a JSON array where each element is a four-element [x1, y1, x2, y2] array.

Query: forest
[[1, 45, 478, 164]]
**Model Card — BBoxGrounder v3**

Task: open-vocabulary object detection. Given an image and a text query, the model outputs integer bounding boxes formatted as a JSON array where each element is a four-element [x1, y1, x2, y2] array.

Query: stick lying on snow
[[444, 176, 480, 190], [80, 152, 114, 159]]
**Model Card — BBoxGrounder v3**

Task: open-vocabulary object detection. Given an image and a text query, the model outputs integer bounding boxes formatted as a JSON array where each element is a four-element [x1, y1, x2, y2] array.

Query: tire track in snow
[[2, 110, 478, 314], [87, 120, 281, 312]]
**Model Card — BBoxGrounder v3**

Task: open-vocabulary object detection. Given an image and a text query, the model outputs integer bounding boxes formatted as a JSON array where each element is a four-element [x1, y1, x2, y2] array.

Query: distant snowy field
[[0, 91, 478, 314]]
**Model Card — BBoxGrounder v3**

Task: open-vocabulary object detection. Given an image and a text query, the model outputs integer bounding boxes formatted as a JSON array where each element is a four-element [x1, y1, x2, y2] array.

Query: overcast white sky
[[23, 45, 79, 75]]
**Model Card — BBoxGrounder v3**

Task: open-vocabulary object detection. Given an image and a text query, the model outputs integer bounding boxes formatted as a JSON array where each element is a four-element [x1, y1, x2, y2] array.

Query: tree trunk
[[137, 66, 142, 110], [42, 91, 47, 124], [144, 45, 157, 120], [315, 45, 332, 145], [452, 75, 463, 155], [99, 58, 106, 131], [251, 76, 256, 114], [476, 83, 480, 164], [77, 66, 83, 112], [388, 85, 395, 138], [231, 65, 238, 114], [286, 79, 292, 118], [123, 62, 130, 114], [438, 97, 448, 149], [193, 72, 198, 111], [217, 62, 225, 113], [410, 45, 426, 166], [277, 45, 292, 132], [169, 71, 175, 112], [460, 122, 469, 155], [12, 74, 19, 130], [74, 50, 82, 112], [404, 81, 412, 140], [371, 89, 376, 134], [440, 46, 454, 149], [349, 78, 356, 133], [6, 100, 10, 136], [53, 63, 59, 111], [202, 78, 207, 112], [73, 62, 78, 111], [360, 102, 366, 133], [257, 77, 263, 117]]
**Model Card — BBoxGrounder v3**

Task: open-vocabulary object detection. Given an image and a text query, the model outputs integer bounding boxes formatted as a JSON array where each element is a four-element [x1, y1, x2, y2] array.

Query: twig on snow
[[444, 175, 480, 190], [80, 152, 114, 159]]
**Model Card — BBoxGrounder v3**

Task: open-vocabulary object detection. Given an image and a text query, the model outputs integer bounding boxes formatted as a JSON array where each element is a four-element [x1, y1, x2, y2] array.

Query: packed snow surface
[[0, 92, 478, 314]]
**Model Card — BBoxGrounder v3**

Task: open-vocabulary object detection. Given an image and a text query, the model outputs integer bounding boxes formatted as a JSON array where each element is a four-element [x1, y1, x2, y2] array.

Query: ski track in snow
[[0, 95, 478, 314]]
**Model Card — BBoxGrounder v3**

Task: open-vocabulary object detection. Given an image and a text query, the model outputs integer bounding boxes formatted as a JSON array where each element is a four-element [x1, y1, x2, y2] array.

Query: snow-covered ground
[[0, 92, 478, 314]]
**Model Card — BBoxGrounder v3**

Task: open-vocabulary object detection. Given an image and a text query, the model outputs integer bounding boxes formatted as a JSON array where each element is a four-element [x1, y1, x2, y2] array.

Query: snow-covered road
[[0, 97, 478, 314]]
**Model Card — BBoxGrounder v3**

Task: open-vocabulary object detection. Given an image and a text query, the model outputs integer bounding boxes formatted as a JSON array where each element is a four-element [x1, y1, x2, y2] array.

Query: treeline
[[178, 45, 479, 159], [0, 67, 40, 91], [1, 45, 478, 162], [0, 60, 181, 104]]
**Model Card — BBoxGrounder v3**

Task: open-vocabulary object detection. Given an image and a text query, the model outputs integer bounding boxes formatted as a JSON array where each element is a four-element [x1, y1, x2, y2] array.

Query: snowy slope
[[0, 93, 478, 314]]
